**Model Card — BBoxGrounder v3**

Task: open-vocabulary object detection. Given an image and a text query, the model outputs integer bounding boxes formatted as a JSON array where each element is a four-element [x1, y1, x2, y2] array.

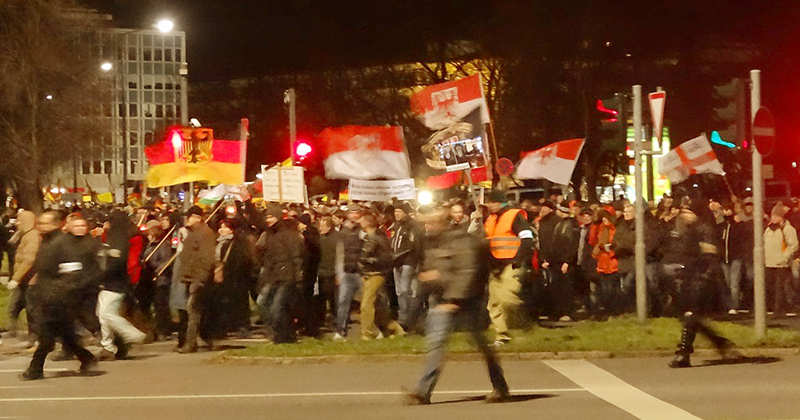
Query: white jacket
[[764, 222, 799, 268]]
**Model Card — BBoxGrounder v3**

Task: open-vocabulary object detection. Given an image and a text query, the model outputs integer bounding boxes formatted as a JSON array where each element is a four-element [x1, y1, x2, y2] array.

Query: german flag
[[145, 127, 246, 188]]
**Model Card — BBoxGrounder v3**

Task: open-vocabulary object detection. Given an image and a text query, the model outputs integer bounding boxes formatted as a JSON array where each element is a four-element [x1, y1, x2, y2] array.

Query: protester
[[764, 202, 799, 316], [174, 205, 217, 353], [142, 219, 174, 341], [389, 202, 422, 330], [5, 210, 39, 339]]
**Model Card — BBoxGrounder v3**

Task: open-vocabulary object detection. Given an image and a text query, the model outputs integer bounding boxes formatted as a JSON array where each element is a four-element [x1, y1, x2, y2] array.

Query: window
[[128, 81, 137, 89], [130, 161, 139, 174], [155, 82, 163, 90], [165, 82, 173, 90], [128, 47, 136, 61], [129, 104, 138, 117], [82, 162, 91, 174], [166, 105, 175, 119], [176, 105, 181, 119], [118, 104, 125, 117], [93, 161, 101, 173], [144, 132, 154, 145], [156, 105, 164, 118], [143, 104, 153, 118], [103, 161, 112, 174], [165, 49, 173, 62], [155, 49, 163, 61], [175, 49, 182, 62], [175, 83, 181, 91], [143, 49, 152, 61], [130, 132, 138, 146]]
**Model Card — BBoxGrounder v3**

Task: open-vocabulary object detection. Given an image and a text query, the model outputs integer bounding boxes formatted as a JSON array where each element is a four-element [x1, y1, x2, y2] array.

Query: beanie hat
[[396, 202, 414, 215], [184, 205, 203, 217], [296, 214, 312, 226]]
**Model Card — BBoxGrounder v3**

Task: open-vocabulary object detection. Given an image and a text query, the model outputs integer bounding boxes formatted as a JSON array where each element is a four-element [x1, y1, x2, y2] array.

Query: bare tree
[[0, 0, 109, 212]]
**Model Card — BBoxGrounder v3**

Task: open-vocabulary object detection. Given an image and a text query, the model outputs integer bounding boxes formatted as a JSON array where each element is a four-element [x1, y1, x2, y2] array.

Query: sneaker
[[558, 315, 572, 322], [491, 340, 507, 347], [19, 370, 45, 381], [375, 331, 384, 340], [97, 349, 116, 361], [331, 333, 346, 342], [728, 309, 738, 316], [401, 387, 430, 405], [668, 355, 691, 368], [485, 389, 511, 403]]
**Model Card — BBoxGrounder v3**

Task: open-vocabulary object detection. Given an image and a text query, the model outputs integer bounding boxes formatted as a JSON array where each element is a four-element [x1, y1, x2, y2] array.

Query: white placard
[[348, 179, 416, 202], [261, 165, 306, 203]]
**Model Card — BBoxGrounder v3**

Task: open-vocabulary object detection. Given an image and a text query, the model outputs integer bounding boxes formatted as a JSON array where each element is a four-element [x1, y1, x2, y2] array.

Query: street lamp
[[100, 61, 113, 72], [156, 19, 174, 33]]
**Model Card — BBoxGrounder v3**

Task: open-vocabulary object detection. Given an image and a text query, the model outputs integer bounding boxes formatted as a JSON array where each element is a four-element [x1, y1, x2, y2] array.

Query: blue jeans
[[393, 264, 417, 327], [722, 260, 743, 310], [335, 272, 361, 335], [257, 282, 296, 343], [415, 300, 508, 399]]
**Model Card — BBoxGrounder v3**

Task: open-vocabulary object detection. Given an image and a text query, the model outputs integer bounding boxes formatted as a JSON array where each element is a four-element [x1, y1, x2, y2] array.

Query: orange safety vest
[[484, 209, 523, 260]]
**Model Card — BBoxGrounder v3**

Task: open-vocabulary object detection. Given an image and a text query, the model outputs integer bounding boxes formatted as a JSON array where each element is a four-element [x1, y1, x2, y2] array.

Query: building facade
[[80, 23, 188, 192]]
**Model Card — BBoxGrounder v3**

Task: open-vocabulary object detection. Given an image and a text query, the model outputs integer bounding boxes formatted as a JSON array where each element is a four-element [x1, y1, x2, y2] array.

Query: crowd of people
[[1, 188, 800, 379]]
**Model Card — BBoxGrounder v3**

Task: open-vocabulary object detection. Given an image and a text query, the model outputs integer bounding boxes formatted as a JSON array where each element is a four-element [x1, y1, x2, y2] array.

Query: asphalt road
[[1, 343, 799, 420]]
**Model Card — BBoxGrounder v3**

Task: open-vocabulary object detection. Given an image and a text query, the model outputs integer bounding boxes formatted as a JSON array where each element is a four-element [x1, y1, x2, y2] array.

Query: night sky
[[90, 0, 800, 165]]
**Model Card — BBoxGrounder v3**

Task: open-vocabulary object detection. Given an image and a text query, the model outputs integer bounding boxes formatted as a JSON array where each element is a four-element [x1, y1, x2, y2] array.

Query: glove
[[6, 280, 19, 291]]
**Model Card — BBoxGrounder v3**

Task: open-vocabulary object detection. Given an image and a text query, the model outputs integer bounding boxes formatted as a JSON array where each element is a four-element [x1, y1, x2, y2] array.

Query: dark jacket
[[175, 222, 217, 286], [101, 226, 132, 293], [390, 218, 421, 267], [546, 216, 580, 265], [360, 230, 391, 274], [257, 220, 303, 289], [612, 219, 636, 273], [34, 231, 100, 304], [318, 229, 339, 278], [419, 227, 481, 302], [143, 234, 175, 287], [340, 224, 363, 274], [302, 226, 321, 282], [716, 217, 746, 263], [220, 231, 258, 288]]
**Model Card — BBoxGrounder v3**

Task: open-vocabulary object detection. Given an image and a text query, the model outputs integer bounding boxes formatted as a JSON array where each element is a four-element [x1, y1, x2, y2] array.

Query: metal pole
[[121, 66, 128, 204], [751, 69, 766, 339], [288, 88, 297, 165], [633, 85, 647, 322]]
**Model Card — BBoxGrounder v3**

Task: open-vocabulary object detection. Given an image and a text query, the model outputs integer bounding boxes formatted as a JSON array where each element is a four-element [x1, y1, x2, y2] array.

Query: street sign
[[753, 107, 775, 156], [648, 91, 666, 146], [495, 157, 514, 176], [763, 164, 774, 180]]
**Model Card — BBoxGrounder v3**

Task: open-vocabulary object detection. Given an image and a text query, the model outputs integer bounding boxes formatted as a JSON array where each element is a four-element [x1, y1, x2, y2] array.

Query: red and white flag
[[658, 134, 724, 183], [410, 74, 491, 130], [318, 126, 411, 180], [516, 138, 585, 185]]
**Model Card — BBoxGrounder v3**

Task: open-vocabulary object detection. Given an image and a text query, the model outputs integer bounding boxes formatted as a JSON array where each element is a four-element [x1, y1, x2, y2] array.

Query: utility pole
[[286, 88, 297, 165], [633, 85, 647, 322], [751, 70, 766, 339]]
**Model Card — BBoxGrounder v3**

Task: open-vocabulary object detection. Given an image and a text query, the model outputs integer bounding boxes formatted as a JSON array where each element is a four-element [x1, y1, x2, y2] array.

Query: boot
[[669, 354, 691, 368]]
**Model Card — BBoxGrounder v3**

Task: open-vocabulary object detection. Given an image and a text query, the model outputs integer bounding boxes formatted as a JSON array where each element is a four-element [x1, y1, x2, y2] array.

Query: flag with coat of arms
[[516, 138, 586, 185]]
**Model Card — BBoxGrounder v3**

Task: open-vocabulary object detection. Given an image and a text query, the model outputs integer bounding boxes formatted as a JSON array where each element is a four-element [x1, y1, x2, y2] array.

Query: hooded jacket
[[764, 221, 799, 268], [11, 210, 40, 284]]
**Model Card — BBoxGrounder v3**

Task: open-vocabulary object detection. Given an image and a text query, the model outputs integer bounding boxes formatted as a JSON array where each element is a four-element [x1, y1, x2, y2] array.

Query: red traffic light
[[295, 141, 312, 160], [596, 99, 619, 123]]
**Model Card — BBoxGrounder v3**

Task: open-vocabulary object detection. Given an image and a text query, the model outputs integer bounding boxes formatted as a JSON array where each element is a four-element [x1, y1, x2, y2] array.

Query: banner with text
[[261, 165, 306, 203], [348, 178, 416, 202]]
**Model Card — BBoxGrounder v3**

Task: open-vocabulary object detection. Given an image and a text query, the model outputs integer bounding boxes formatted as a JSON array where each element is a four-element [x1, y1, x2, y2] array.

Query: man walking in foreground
[[21, 212, 98, 380], [404, 208, 509, 405]]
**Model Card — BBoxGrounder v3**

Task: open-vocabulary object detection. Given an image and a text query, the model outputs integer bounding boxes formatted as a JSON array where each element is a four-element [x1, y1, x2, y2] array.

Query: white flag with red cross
[[658, 134, 725, 183], [516, 138, 585, 185]]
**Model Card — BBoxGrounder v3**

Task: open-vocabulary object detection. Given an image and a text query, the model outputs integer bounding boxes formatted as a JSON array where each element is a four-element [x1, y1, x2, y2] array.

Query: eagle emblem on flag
[[177, 128, 213, 164]]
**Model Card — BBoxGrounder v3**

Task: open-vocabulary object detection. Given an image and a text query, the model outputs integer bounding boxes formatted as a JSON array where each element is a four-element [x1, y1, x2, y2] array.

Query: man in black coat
[[21, 212, 98, 380], [256, 204, 304, 343], [540, 204, 580, 321]]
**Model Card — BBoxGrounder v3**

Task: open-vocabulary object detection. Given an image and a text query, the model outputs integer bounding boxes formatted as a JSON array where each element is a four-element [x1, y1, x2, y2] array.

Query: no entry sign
[[753, 107, 775, 156], [496, 157, 514, 176]]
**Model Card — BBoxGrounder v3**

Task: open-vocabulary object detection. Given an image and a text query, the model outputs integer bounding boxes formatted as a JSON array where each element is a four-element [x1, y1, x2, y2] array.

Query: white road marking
[[0, 369, 69, 373], [0, 388, 585, 403], [0, 386, 43, 389], [544, 360, 703, 420]]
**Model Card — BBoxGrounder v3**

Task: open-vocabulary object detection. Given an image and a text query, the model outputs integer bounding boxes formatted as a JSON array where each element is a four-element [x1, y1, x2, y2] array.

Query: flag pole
[[153, 201, 225, 279]]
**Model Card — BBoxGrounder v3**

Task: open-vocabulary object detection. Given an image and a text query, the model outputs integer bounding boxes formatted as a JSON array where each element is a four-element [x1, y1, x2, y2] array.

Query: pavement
[[1, 337, 799, 420]]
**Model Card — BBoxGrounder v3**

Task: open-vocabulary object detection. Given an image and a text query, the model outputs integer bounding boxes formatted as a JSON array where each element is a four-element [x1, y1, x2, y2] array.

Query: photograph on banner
[[348, 179, 416, 202], [261, 165, 306, 203], [421, 107, 488, 172]]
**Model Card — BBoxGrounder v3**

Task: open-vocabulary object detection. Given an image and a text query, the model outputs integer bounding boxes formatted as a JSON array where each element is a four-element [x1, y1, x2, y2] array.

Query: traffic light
[[595, 95, 627, 152], [712, 78, 747, 147], [295, 139, 312, 163]]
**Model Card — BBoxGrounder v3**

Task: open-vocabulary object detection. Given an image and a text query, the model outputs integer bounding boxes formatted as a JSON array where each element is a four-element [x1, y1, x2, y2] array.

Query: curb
[[212, 347, 800, 365]]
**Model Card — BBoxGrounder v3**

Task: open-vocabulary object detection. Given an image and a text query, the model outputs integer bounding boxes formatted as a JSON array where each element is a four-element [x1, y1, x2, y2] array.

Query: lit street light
[[157, 19, 174, 33], [100, 62, 113, 72]]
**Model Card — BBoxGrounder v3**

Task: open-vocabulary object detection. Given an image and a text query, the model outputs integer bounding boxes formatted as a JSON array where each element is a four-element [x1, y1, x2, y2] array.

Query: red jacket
[[128, 234, 144, 285]]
